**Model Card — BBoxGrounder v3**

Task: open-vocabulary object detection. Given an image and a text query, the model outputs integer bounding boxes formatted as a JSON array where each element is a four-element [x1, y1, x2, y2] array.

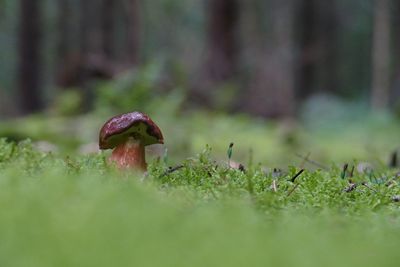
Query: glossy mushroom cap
[[99, 111, 164, 150]]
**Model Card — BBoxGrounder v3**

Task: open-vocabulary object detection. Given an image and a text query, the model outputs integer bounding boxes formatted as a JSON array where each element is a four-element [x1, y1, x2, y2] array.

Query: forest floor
[[1, 138, 400, 267], [1, 87, 400, 266]]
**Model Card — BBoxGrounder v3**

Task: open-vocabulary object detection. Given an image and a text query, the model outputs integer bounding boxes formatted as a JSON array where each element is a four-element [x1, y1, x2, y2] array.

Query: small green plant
[[227, 142, 233, 166]]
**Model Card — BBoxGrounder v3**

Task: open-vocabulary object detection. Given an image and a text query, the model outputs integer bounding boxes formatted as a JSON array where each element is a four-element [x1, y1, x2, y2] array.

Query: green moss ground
[[1, 139, 400, 267]]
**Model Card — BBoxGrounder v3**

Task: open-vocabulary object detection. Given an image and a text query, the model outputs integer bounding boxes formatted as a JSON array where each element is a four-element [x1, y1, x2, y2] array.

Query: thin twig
[[299, 152, 311, 169], [160, 164, 184, 177], [361, 182, 378, 194], [287, 183, 300, 197], [295, 153, 328, 170]]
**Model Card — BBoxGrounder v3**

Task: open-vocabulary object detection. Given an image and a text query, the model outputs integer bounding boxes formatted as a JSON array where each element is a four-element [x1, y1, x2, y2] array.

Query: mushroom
[[99, 111, 164, 171]]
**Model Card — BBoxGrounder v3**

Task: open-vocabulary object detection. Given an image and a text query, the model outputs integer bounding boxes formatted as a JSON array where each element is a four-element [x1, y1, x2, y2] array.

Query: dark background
[[1, 0, 399, 118]]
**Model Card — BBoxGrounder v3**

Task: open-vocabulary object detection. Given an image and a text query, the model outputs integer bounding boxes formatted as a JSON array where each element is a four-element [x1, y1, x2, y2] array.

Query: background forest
[[0, 0, 400, 164], [1, 0, 399, 116]]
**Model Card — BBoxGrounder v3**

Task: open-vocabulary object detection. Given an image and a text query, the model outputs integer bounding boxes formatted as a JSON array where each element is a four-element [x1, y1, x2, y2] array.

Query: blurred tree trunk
[[244, 0, 296, 118], [101, 0, 115, 60], [391, 0, 400, 107], [124, 0, 140, 65], [56, 0, 70, 87], [79, 0, 92, 57], [17, 0, 43, 114], [371, 0, 391, 110], [318, 1, 339, 94], [57, 0, 69, 62], [205, 0, 238, 82], [190, 0, 239, 106], [296, 0, 317, 98], [296, 0, 338, 98]]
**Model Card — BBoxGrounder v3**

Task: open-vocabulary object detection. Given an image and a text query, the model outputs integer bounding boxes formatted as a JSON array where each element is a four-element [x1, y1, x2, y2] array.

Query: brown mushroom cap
[[99, 111, 164, 149]]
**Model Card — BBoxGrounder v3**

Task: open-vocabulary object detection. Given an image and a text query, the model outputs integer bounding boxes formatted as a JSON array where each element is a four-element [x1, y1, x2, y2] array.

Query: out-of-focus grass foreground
[[2, 0, 400, 266], [1, 134, 400, 267]]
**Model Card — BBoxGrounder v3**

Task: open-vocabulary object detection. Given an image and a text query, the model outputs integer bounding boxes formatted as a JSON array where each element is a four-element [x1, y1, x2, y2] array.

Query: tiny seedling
[[389, 150, 398, 168], [227, 142, 234, 167], [341, 163, 349, 179], [349, 165, 355, 177]]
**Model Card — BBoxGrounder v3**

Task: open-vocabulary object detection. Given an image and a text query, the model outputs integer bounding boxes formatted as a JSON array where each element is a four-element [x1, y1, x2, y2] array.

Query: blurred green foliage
[[50, 89, 83, 116], [95, 64, 164, 113], [1, 68, 400, 167]]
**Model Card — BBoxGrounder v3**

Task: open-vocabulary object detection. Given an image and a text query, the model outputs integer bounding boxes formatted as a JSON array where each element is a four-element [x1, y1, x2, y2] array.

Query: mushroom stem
[[109, 137, 147, 171]]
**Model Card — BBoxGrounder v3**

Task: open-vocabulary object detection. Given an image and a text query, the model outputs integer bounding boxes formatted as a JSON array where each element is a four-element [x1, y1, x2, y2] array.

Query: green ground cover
[[1, 139, 400, 267], [1, 85, 400, 266]]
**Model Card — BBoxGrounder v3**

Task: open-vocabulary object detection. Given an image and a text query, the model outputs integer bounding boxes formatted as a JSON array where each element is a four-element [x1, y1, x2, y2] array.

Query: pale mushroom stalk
[[109, 137, 147, 170]]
